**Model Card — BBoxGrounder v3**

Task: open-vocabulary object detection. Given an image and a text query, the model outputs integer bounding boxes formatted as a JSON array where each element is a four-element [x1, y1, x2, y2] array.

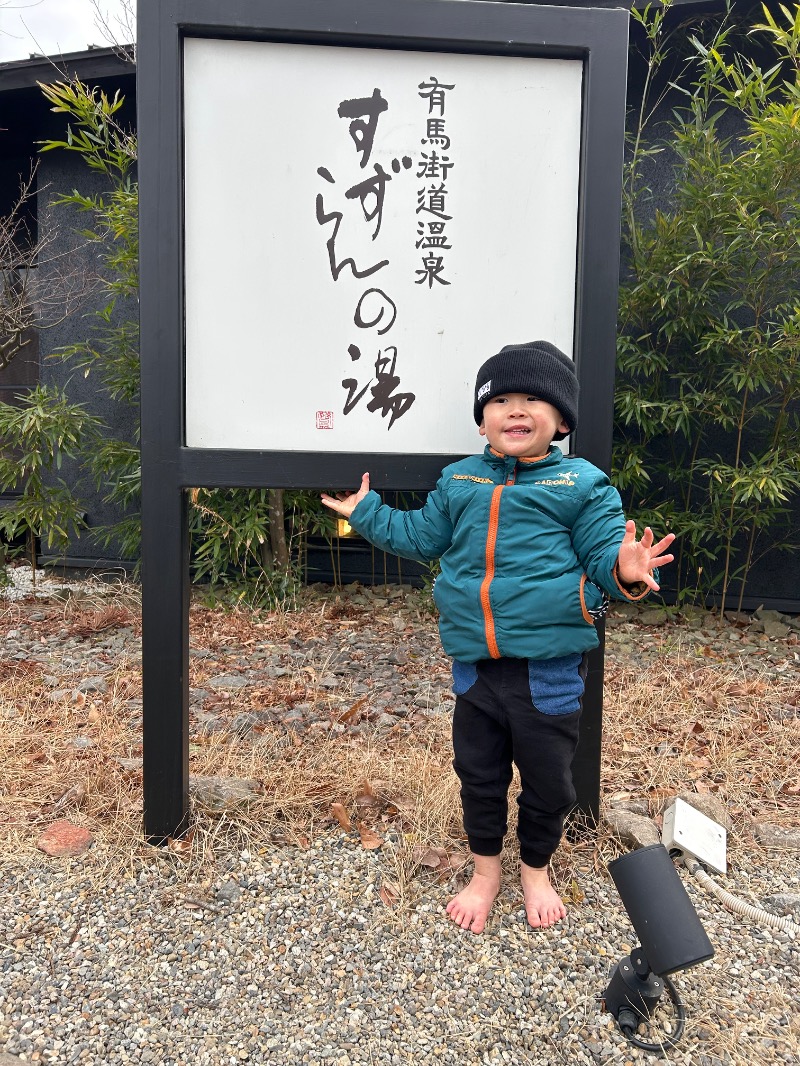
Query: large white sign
[[183, 38, 582, 453]]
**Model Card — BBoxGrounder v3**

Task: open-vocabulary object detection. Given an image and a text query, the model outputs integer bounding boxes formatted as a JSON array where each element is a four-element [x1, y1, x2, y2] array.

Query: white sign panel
[[183, 38, 582, 453]]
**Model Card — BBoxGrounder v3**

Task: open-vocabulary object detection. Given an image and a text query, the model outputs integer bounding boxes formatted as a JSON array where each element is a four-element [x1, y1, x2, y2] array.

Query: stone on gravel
[[36, 820, 94, 857], [753, 822, 800, 850], [638, 607, 670, 625], [189, 775, 264, 812], [77, 675, 109, 693], [216, 881, 243, 904], [602, 809, 661, 848], [207, 673, 250, 690], [763, 893, 800, 921], [115, 757, 143, 771], [607, 795, 651, 818], [677, 791, 735, 833], [762, 620, 791, 639]]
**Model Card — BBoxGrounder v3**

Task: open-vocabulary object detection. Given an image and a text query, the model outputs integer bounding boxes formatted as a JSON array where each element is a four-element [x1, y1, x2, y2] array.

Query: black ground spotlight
[[604, 843, 714, 1055]]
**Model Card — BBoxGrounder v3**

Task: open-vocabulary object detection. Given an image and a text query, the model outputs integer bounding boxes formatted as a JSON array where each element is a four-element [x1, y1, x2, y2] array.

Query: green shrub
[[615, 2, 800, 611], [0, 384, 102, 577]]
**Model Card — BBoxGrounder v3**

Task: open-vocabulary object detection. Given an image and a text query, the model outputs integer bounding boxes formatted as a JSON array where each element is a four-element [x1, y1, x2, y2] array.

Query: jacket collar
[[483, 444, 564, 471]]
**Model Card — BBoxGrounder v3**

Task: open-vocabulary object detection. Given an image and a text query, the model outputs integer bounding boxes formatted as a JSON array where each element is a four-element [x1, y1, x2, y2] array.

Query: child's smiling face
[[479, 392, 569, 458]]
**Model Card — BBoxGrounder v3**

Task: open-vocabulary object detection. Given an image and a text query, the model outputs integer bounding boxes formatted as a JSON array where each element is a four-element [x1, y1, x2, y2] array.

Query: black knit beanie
[[473, 340, 578, 440]]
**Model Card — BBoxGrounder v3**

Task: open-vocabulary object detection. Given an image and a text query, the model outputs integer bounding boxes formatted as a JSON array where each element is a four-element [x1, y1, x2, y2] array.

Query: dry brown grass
[[2, 592, 797, 890], [601, 656, 800, 853]]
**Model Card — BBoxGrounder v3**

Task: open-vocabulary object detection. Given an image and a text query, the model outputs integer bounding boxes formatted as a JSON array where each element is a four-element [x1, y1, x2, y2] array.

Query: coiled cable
[[617, 975, 686, 1055]]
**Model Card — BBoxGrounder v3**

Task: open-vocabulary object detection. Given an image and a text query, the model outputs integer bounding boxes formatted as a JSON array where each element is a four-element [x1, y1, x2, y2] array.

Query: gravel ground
[[1, 568, 799, 1065]]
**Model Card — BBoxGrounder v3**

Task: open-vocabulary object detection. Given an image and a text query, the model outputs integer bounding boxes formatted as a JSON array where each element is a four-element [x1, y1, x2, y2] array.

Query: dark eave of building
[[0, 45, 134, 92]]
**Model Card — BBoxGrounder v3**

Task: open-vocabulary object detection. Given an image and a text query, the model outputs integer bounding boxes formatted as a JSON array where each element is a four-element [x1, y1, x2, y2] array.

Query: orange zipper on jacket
[[480, 484, 504, 658]]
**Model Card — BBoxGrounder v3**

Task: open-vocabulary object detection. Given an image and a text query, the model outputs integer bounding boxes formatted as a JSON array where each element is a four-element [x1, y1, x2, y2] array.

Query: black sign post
[[138, 0, 629, 841]]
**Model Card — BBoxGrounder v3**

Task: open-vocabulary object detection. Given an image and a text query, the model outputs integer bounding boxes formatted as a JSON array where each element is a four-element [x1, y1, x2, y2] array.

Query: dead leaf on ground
[[414, 846, 448, 869], [356, 780, 381, 809], [384, 793, 415, 821], [167, 827, 195, 856], [412, 845, 466, 880], [331, 802, 352, 830], [358, 822, 383, 850], [337, 696, 368, 723], [563, 878, 585, 905], [379, 880, 401, 907]]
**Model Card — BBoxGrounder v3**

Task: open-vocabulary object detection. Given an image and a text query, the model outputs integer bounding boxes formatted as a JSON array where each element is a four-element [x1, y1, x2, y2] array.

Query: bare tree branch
[[0, 163, 101, 373]]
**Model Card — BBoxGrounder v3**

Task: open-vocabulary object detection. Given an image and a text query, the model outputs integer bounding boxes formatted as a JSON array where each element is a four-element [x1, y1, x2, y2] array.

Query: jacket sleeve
[[570, 476, 654, 602], [348, 479, 453, 564]]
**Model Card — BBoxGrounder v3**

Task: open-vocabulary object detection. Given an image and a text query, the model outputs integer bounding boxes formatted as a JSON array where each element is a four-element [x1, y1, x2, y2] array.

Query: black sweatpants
[[451, 655, 587, 869]]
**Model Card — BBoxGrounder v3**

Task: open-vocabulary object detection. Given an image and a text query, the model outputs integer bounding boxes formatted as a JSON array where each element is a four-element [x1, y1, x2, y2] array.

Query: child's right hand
[[321, 473, 371, 519]]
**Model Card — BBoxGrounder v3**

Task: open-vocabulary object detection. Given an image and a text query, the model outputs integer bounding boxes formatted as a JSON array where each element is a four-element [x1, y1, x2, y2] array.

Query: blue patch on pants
[[451, 660, 478, 696], [527, 654, 585, 715]]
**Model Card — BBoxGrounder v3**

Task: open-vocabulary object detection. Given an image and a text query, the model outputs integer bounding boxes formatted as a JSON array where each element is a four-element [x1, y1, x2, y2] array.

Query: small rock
[[216, 881, 242, 904], [190, 775, 264, 812], [77, 676, 108, 693], [610, 603, 639, 620], [207, 674, 250, 690], [48, 690, 73, 703], [374, 713, 399, 730], [677, 792, 734, 833], [753, 823, 800, 850], [602, 809, 661, 848], [762, 620, 790, 640], [608, 796, 651, 818], [37, 820, 94, 857], [229, 713, 263, 736], [639, 607, 669, 626], [68, 737, 95, 748], [762, 893, 800, 922]]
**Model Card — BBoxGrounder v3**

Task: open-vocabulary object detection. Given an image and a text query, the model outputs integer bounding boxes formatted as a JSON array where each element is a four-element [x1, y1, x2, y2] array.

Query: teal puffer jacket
[[349, 445, 648, 662]]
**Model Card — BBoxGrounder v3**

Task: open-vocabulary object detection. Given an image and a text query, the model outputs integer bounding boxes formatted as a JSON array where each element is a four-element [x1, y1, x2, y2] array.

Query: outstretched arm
[[616, 521, 676, 592], [321, 473, 371, 519]]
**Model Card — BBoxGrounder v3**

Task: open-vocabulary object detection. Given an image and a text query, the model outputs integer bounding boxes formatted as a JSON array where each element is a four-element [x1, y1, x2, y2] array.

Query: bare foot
[[446, 853, 501, 934], [520, 861, 566, 929]]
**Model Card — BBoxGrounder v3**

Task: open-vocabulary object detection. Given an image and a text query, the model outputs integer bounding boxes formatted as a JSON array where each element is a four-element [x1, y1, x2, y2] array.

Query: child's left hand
[[616, 521, 676, 592]]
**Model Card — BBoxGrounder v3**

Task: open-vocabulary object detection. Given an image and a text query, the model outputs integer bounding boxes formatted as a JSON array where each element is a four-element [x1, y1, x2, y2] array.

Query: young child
[[321, 340, 674, 934]]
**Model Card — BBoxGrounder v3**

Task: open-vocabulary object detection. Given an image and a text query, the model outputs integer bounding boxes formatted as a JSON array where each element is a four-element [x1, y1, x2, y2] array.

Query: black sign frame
[[138, 0, 629, 840]]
